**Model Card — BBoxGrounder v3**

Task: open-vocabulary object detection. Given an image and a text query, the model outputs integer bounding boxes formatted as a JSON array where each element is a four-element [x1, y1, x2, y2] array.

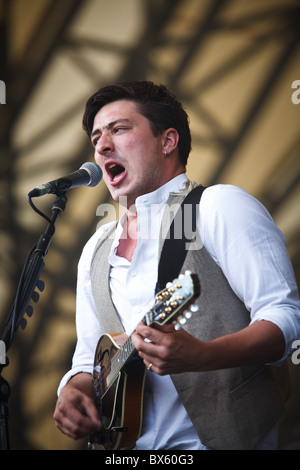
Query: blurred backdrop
[[0, 0, 299, 450]]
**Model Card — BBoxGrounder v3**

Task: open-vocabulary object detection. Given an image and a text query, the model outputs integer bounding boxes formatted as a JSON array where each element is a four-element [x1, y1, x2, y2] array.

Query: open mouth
[[105, 162, 126, 185]]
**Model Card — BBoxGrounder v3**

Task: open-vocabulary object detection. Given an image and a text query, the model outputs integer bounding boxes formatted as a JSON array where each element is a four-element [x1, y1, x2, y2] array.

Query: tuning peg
[[166, 282, 172, 288], [31, 291, 40, 303], [20, 317, 27, 330], [26, 305, 34, 317], [183, 310, 192, 319], [184, 270, 191, 275], [190, 304, 199, 313], [177, 315, 187, 325], [37, 280, 45, 292], [174, 322, 181, 330]]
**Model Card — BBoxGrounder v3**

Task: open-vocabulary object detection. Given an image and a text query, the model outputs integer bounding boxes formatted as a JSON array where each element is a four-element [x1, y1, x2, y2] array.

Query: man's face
[[91, 100, 171, 208]]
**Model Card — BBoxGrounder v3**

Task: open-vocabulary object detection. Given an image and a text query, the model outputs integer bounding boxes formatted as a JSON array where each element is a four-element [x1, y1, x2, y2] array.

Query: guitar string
[[96, 309, 155, 384], [97, 335, 135, 384], [96, 304, 188, 383]]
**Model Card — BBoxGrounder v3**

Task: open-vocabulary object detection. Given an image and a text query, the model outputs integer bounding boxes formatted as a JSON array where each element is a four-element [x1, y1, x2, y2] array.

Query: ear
[[162, 128, 179, 156]]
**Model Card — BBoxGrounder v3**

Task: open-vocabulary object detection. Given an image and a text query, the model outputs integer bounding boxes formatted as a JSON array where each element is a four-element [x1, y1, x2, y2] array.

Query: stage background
[[0, 0, 299, 450]]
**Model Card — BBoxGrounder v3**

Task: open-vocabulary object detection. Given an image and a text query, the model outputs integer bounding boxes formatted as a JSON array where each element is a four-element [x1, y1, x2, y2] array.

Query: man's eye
[[113, 127, 127, 133]]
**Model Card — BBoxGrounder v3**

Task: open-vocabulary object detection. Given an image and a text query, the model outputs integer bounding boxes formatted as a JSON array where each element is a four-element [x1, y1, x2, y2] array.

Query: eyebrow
[[91, 118, 131, 139]]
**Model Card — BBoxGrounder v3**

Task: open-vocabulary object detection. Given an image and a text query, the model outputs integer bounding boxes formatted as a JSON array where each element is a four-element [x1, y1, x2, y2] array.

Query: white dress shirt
[[58, 174, 300, 449]]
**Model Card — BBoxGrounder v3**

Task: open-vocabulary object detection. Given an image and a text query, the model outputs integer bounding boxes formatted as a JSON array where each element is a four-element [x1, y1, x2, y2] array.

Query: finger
[[143, 357, 169, 376], [54, 393, 101, 439], [132, 332, 158, 357], [54, 405, 101, 440], [145, 360, 156, 373], [54, 412, 84, 440], [135, 323, 165, 343]]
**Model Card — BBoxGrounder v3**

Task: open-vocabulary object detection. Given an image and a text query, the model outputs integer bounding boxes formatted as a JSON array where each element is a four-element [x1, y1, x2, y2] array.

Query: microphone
[[28, 162, 102, 197]]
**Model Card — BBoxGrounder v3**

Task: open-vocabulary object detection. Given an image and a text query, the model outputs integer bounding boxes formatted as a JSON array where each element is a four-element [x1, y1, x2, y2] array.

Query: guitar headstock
[[144, 271, 200, 330]]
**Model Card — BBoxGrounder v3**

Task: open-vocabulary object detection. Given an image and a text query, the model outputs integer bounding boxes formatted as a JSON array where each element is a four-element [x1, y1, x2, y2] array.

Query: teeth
[[106, 162, 125, 183]]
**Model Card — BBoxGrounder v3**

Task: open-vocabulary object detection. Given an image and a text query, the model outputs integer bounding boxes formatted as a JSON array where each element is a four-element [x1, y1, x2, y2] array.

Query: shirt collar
[[111, 173, 189, 254], [135, 173, 188, 207]]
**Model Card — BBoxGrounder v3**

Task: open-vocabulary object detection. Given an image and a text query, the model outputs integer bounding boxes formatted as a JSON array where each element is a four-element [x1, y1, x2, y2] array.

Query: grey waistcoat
[[90, 182, 288, 450]]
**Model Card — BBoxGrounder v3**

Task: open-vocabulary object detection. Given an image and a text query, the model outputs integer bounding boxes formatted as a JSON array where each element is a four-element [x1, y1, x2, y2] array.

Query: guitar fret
[[107, 336, 136, 387]]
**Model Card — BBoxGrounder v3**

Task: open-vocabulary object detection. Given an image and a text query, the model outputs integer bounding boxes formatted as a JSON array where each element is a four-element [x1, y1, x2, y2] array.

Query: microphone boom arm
[[0, 191, 68, 450]]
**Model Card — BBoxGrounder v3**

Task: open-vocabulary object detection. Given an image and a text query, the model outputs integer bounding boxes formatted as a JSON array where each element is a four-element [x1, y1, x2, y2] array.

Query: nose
[[95, 132, 114, 157]]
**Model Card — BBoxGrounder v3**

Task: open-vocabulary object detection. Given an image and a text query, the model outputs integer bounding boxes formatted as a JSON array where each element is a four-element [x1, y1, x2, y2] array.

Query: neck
[[116, 209, 138, 261]]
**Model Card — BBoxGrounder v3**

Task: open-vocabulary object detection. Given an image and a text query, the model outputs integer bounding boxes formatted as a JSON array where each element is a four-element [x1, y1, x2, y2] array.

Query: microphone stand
[[0, 191, 68, 450]]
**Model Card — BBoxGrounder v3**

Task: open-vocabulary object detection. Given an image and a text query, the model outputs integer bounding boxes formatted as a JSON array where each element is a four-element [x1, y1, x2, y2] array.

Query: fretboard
[[105, 309, 155, 390], [105, 334, 137, 389]]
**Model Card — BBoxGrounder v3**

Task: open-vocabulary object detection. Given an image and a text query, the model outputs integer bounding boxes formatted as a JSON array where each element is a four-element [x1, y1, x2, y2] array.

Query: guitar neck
[[108, 305, 157, 386], [107, 334, 137, 389], [104, 272, 200, 390]]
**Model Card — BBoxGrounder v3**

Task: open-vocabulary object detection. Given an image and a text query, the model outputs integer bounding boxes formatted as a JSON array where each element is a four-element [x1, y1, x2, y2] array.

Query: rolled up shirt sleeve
[[199, 184, 300, 363]]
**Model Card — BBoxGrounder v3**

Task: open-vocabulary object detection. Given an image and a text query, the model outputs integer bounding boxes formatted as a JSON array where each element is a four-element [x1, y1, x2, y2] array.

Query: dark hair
[[82, 80, 191, 167]]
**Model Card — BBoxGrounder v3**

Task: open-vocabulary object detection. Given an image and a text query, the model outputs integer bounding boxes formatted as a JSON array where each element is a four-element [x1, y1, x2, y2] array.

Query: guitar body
[[92, 333, 146, 450]]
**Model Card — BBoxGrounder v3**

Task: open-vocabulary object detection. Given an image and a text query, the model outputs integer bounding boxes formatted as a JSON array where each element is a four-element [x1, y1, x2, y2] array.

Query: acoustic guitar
[[88, 271, 200, 450]]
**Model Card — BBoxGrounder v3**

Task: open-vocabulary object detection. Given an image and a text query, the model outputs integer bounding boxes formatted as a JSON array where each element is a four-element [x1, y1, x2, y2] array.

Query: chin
[[109, 188, 130, 208]]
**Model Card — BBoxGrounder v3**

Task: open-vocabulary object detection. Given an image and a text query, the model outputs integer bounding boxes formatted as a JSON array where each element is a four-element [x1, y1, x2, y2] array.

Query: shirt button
[[131, 271, 137, 277]]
